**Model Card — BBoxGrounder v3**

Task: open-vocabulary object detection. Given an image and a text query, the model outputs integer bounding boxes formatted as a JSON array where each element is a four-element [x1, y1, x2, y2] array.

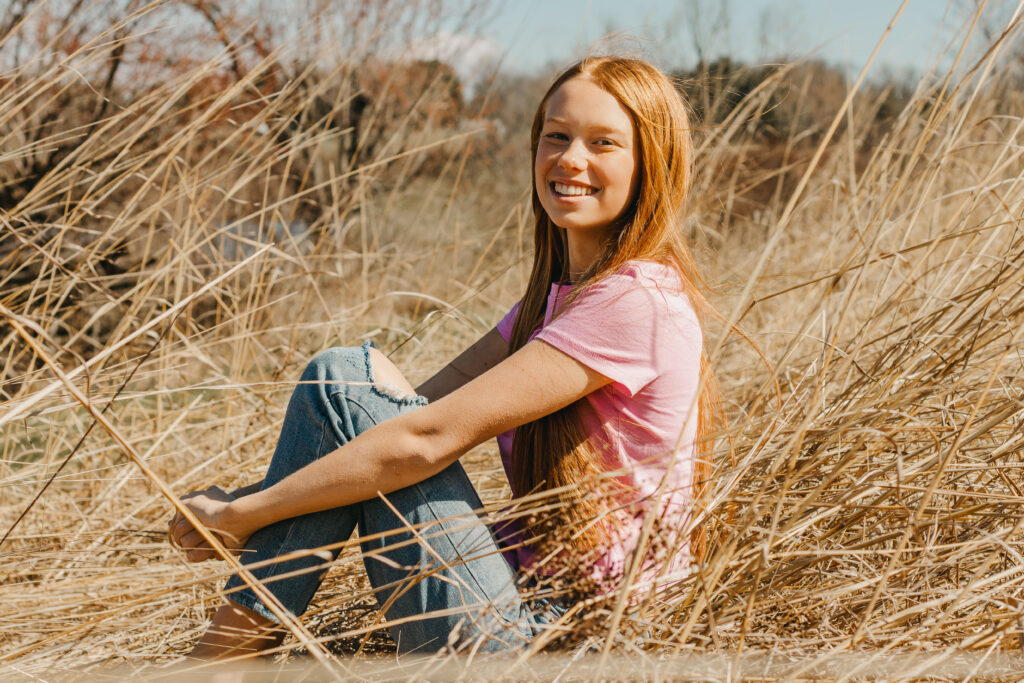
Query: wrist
[[229, 488, 272, 537], [230, 481, 262, 498]]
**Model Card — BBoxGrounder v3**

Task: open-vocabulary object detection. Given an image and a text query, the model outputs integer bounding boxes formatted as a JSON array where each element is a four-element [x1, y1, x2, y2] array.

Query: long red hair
[[508, 57, 722, 561]]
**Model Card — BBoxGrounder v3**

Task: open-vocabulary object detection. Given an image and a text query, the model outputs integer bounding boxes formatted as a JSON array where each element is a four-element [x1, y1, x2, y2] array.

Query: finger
[[172, 519, 195, 546], [179, 529, 212, 550], [185, 547, 216, 563]]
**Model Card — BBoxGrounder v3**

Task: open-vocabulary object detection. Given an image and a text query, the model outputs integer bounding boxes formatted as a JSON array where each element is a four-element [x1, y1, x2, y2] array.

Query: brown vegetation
[[2, 1, 1024, 679]]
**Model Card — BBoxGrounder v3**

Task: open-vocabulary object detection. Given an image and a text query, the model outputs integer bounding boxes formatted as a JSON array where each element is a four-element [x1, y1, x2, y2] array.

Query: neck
[[565, 228, 610, 282]]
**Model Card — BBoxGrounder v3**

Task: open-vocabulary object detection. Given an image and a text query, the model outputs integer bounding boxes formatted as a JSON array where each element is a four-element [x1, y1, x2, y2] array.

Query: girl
[[170, 56, 717, 659]]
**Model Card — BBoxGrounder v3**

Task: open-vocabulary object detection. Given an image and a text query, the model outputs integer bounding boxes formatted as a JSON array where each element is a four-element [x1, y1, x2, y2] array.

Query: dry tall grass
[[2, 2, 1024, 680]]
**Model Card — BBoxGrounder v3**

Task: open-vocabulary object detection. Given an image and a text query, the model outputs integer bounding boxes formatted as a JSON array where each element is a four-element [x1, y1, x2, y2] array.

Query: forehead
[[544, 77, 634, 135]]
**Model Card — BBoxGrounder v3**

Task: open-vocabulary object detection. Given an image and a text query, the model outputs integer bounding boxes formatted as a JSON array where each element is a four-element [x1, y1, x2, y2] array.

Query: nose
[[557, 138, 587, 172]]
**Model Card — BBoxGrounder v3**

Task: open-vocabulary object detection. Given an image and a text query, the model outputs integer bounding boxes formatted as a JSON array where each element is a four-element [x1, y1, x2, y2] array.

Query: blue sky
[[475, 0, 967, 78]]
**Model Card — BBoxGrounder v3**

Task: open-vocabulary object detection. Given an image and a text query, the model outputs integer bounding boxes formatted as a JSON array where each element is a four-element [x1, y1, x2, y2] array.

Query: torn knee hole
[[367, 348, 416, 399]]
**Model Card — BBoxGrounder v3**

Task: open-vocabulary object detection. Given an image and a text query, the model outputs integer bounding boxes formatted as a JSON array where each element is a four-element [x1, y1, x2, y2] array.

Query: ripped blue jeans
[[223, 343, 564, 654]]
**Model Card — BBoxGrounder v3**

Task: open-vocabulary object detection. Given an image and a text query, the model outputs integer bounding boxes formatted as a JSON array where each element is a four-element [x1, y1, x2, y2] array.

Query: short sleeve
[[535, 272, 698, 397], [496, 300, 521, 343]]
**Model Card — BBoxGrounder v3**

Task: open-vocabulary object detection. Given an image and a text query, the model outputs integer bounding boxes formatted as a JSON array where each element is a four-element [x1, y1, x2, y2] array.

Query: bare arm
[[221, 328, 506, 495], [170, 328, 510, 557], [181, 340, 611, 545]]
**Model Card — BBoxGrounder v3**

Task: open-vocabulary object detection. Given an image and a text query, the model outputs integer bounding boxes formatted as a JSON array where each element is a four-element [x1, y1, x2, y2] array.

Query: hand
[[168, 486, 250, 562]]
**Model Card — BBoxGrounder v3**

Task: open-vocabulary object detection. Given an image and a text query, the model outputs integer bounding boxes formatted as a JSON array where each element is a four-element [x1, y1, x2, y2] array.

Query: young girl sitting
[[169, 55, 717, 659]]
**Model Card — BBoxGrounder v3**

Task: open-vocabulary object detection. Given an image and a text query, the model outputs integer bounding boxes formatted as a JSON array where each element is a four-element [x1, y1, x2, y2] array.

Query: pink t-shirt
[[495, 260, 702, 590]]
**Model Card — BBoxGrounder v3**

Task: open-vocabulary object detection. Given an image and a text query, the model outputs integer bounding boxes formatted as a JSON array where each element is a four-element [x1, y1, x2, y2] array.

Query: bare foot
[[189, 601, 286, 662]]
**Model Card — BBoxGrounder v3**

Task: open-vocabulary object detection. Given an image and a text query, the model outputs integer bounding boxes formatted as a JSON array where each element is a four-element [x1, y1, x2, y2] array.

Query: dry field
[[2, 2, 1024, 680]]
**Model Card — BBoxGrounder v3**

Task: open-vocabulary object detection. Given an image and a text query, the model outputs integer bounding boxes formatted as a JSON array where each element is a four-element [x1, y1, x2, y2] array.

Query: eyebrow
[[543, 116, 629, 136]]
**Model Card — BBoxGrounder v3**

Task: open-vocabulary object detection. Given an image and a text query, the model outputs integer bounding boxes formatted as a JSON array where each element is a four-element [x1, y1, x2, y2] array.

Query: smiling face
[[534, 77, 640, 239]]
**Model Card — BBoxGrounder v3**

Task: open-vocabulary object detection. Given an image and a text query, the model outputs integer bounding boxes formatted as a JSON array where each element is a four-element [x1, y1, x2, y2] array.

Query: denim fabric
[[223, 342, 565, 654]]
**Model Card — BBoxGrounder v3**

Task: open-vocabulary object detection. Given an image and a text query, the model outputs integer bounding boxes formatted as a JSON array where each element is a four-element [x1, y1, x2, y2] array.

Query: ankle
[[191, 601, 286, 661]]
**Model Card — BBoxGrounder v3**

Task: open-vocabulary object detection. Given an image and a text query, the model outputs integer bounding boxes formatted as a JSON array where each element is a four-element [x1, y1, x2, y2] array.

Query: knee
[[367, 347, 416, 399], [301, 346, 369, 384], [301, 346, 415, 400]]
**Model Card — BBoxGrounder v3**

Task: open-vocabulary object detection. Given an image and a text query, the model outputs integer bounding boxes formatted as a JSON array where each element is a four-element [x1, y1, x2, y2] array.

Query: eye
[[594, 138, 616, 147], [544, 131, 569, 142]]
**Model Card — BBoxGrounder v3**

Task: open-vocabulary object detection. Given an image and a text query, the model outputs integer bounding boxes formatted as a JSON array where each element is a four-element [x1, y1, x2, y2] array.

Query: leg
[[196, 344, 424, 658], [189, 602, 285, 661], [195, 343, 541, 658], [356, 350, 541, 652], [358, 461, 536, 654]]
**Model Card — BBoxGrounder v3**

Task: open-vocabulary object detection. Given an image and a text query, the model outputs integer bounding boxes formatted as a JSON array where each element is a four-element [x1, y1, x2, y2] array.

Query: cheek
[[611, 157, 638, 203], [534, 150, 554, 180], [626, 165, 640, 202], [534, 157, 554, 209], [625, 150, 641, 202]]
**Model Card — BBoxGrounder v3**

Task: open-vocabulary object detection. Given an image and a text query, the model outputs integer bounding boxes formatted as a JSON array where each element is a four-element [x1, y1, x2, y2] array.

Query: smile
[[551, 182, 598, 197]]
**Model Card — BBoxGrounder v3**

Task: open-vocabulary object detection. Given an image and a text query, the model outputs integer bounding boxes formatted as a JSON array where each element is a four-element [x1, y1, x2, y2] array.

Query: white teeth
[[553, 182, 595, 196]]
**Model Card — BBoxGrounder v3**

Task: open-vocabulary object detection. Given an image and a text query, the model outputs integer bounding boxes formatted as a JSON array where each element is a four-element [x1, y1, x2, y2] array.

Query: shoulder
[[538, 260, 701, 396], [588, 260, 682, 294], [577, 260, 699, 325]]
